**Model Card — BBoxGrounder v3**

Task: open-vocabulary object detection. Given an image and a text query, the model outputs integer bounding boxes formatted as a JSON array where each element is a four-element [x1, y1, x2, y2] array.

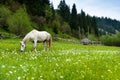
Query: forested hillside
[[0, 0, 98, 38], [97, 17, 120, 35], [0, 0, 120, 39]]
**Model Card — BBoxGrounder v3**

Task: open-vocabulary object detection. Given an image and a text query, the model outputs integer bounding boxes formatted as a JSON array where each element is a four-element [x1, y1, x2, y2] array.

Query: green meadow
[[0, 39, 120, 80]]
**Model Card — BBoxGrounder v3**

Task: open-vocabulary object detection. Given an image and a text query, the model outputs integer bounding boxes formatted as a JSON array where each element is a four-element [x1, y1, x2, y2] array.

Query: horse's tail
[[48, 36, 52, 47]]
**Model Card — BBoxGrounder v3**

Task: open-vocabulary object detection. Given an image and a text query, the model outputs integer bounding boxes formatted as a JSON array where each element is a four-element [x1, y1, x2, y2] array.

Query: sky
[[50, 0, 120, 21]]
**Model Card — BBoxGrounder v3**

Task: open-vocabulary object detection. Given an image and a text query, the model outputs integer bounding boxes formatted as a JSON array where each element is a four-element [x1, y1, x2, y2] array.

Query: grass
[[0, 39, 120, 80]]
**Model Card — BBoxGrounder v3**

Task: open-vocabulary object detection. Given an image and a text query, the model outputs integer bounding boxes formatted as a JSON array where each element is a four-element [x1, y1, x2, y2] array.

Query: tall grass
[[0, 39, 120, 80]]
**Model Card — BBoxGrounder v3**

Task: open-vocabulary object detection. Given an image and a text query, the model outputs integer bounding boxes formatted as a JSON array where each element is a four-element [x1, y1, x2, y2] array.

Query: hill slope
[[96, 17, 120, 35]]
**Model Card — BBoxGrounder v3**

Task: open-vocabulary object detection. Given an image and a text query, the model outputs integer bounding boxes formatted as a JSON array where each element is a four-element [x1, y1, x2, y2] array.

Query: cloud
[[50, 0, 60, 8]]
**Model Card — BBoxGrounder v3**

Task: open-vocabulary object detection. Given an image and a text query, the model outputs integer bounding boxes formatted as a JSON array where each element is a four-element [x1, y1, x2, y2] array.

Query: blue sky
[[50, 0, 120, 21]]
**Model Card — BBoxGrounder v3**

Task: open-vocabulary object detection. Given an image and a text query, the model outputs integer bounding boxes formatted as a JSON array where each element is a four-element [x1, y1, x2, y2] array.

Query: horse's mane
[[22, 36, 28, 44], [22, 29, 38, 43], [22, 31, 31, 44]]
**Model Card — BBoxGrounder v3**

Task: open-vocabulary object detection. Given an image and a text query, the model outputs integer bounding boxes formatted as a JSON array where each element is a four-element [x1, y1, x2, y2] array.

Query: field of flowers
[[0, 39, 120, 80]]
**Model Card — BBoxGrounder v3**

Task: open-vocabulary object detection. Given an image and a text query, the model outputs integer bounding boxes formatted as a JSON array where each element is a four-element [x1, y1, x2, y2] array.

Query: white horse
[[20, 29, 52, 52]]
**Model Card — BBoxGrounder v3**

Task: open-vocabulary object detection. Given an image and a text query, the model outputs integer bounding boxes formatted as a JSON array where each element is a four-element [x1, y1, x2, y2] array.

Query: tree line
[[0, 0, 104, 39]]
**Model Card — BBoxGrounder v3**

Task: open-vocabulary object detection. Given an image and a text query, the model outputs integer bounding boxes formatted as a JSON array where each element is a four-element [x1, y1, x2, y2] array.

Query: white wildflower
[[60, 75, 64, 79], [14, 70, 16, 73], [31, 77, 35, 80], [101, 75, 104, 78], [40, 76, 43, 78], [53, 69, 56, 72], [6, 73, 10, 76], [66, 58, 71, 62], [78, 59, 81, 62], [56, 63, 59, 67], [9, 71, 13, 74], [20, 65, 22, 67], [12, 66, 16, 69], [18, 76, 21, 80], [107, 69, 112, 73], [1, 65, 5, 68]]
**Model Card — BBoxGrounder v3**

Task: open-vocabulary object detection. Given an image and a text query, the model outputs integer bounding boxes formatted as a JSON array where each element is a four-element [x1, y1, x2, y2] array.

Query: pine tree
[[91, 16, 99, 37], [58, 0, 70, 22], [70, 3, 77, 30], [80, 10, 88, 36], [86, 14, 92, 35], [51, 3, 55, 19], [77, 14, 83, 38]]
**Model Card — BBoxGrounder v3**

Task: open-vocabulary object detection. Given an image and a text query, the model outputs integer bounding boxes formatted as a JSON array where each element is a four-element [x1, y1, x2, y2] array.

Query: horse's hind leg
[[33, 40, 37, 52]]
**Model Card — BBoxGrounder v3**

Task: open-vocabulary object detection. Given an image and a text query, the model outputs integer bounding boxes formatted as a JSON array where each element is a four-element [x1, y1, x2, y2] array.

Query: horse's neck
[[22, 34, 30, 44]]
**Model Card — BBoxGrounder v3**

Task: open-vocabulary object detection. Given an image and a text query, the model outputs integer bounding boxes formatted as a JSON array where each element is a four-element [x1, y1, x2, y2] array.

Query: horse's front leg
[[33, 41, 37, 52]]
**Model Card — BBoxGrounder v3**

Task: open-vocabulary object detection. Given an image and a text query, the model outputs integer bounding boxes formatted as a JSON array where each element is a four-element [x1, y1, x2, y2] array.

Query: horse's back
[[28, 29, 51, 41], [38, 31, 51, 40], [33, 30, 51, 40]]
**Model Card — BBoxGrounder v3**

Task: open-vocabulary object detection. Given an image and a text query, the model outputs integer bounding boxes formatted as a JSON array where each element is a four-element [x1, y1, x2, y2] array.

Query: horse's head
[[20, 41, 26, 52]]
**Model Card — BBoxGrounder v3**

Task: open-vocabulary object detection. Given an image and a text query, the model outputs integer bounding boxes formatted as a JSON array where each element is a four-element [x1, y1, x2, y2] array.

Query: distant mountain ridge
[[96, 17, 120, 35]]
